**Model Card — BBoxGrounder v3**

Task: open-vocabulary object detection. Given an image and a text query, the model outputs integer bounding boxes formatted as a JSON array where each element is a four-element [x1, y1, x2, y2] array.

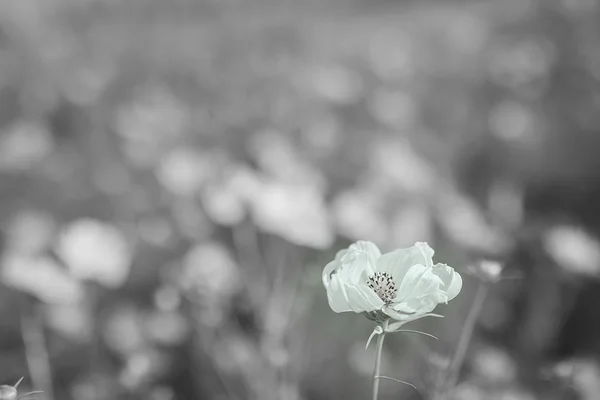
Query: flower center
[[367, 272, 397, 303]]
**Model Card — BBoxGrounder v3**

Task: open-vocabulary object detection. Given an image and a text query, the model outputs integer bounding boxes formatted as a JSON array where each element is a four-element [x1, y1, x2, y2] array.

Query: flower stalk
[[438, 281, 489, 400], [372, 330, 386, 400]]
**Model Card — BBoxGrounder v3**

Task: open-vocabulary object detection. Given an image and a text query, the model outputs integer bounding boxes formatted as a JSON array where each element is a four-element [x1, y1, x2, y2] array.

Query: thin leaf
[[375, 375, 421, 395], [365, 326, 383, 349], [395, 329, 438, 340], [16, 391, 43, 400], [13, 378, 24, 389]]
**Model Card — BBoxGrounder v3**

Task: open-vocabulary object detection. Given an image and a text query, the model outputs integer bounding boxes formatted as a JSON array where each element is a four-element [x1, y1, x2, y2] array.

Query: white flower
[[322, 241, 462, 320], [56, 219, 132, 288]]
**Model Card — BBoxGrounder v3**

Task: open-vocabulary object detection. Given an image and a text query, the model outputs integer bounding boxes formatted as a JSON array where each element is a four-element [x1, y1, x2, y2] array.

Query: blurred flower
[[62, 62, 115, 106], [153, 285, 182, 312], [488, 39, 555, 90], [149, 386, 175, 400], [369, 138, 436, 194], [301, 63, 363, 104], [179, 241, 239, 301], [437, 191, 510, 254], [103, 305, 146, 355], [390, 203, 432, 248], [322, 241, 462, 320], [120, 350, 171, 390], [200, 182, 246, 226], [143, 310, 189, 346], [472, 346, 517, 383], [553, 359, 600, 400], [368, 88, 417, 130], [467, 260, 505, 284], [301, 113, 341, 157], [561, 0, 597, 15], [496, 387, 536, 400], [56, 219, 132, 288], [115, 84, 189, 143], [451, 382, 487, 400], [369, 28, 415, 81], [488, 100, 539, 145], [544, 225, 600, 277], [171, 199, 213, 241], [136, 216, 174, 247], [331, 189, 388, 244], [1, 253, 84, 304], [45, 301, 93, 342], [0, 120, 54, 172], [212, 333, 257, 373], [71, 374, 119, 400], [248, 129, 327, 191], [250, 182, 333, 249], [115, 85, 189, 167], [156, 148, 212, 197]]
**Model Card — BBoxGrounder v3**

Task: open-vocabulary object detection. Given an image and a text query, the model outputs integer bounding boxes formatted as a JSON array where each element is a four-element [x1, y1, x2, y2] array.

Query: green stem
[[440, 282, 489, 399], [372, 332, 386, 400]]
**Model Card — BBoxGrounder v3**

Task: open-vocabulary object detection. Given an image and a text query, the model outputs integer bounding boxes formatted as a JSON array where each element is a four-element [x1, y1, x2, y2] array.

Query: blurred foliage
[[1, 0, 600, 399]]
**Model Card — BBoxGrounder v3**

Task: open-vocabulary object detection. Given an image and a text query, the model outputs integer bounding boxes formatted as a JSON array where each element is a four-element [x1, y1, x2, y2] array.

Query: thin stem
[[395, 329, 439, 340], [374, 376, 419, 393], [372, 332, 386, 400], [440, 282, 489, 399], [20, 303, 54, 400]]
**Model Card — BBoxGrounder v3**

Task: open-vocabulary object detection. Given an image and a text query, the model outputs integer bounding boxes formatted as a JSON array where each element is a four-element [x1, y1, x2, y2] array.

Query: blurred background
[[1, 0, 600, 399]]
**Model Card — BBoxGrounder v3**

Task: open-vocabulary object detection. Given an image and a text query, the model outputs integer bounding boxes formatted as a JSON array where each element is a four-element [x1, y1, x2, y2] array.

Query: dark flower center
[[367, 272, 397, 303]]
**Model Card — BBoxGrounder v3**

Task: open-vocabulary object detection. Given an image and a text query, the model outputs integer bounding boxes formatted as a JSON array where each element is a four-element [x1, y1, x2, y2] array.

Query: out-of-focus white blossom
[[544, 225, 600, 277], [553, 358, 600, 400], [250, 182, 333, 249], [249, 129, 327, 191], [45, 302, 93, 342], [136, 216, 174, 247], [301, 63, 363, 104], [332, 189, 388, 244], [103, 305, 145, 355], [488, 100, 539, 145], [143, 311, 189, 346], [370, 138, 437, 194], [0, 120, 54, 172], [437, 191, 510, 253], [368, 88, 417, 129], [472, 346, 517, 383], [200, 182, 246, 226], [179, 242, 239, 299], [1, 253, 84, 304], [56, 219, 132, 288], [156, 148, 212, 197], [390, 203, 432, 248], [369, 28, 415, 81]]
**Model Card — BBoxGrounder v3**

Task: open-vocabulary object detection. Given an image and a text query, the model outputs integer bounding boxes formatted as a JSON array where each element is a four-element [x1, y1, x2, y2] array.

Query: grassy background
[[1, 0, 600, 399]]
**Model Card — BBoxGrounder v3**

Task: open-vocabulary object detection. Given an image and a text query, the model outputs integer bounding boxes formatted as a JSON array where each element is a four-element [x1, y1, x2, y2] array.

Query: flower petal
[[337, 241, 380, 283], [323, 241, 380, 286], [395, 264, 443, 302], [432, 263, 463, 302], [375, 242, 435, 283], [327, 275, 384, 313], [323, 241, 384, 313], [326, 272, 353, 312]]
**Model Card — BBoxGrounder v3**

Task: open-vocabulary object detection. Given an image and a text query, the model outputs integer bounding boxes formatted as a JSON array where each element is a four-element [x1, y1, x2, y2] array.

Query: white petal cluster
[[322, 241, 462, 320]]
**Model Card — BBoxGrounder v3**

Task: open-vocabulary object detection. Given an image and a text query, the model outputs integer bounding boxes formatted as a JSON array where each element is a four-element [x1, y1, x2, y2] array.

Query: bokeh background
[[1, 0, 600, 399]]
